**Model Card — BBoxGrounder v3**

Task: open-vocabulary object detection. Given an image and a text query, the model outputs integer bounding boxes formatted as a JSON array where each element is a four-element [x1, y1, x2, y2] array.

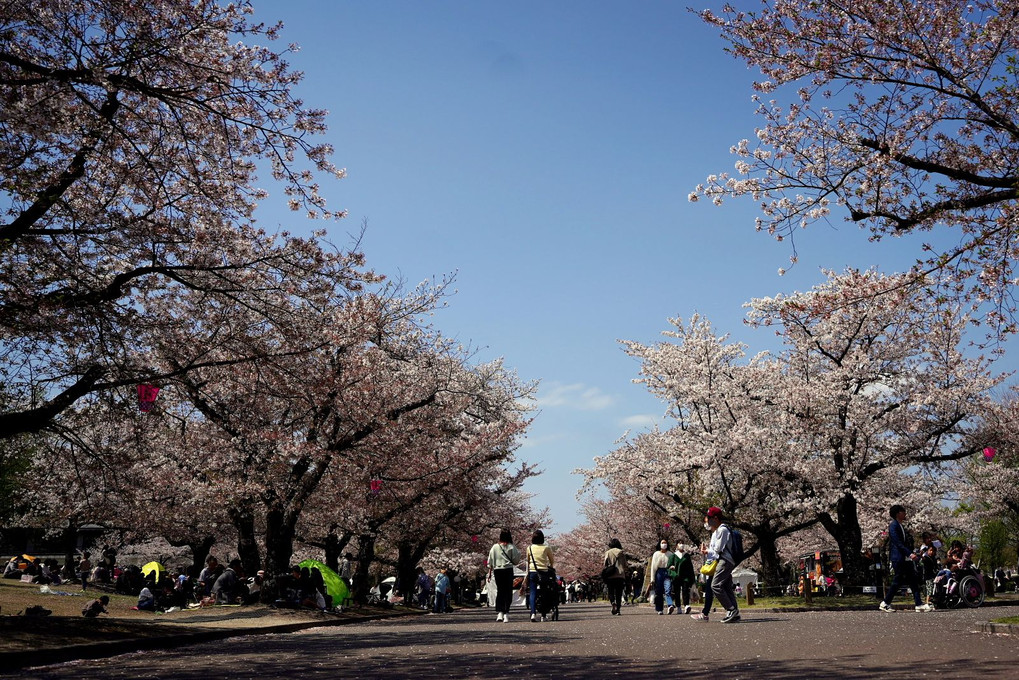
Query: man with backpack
[[704, 506, 742, 624]]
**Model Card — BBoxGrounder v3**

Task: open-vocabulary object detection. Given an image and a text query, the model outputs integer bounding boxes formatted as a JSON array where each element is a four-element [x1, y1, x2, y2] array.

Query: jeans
[[653, 568, 673, 612], [433, 592, 448, 613], [494, 568, 514, 614], [701, 574, 714, 615]]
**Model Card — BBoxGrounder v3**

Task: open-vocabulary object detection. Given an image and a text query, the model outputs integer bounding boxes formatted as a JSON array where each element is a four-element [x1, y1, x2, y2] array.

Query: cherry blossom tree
[[693, 0, 1019, 333], [0, 0, 360, 439], [588, 269, 1003, 585]]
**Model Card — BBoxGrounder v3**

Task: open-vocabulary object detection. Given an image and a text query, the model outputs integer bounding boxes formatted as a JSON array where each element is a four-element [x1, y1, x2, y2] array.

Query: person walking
[[880, 504, 934, 613], [526, 529, 554, 622], [643, 540, 674, 614], [602, 538, 627, 615], [703, 506, 741, 623], [669, 543, 696, 614], [488, 529, 521, 623]]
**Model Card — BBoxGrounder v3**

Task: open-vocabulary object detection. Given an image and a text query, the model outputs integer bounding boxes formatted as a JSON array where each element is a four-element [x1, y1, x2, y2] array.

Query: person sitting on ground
[[245, 570, 264, 605], [82, 595, 110, 618], [137, 580, 156, 611], [212, 558, 243, 604], [198, 556, 220, 596]]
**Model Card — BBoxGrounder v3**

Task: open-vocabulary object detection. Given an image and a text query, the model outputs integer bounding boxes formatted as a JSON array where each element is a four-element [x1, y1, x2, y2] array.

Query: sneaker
[[690, 613, 709, 621], [503, 614, 509, 622], [667, 605, 676, 615], [541, 615, 547, 622], [530, 613, 537, 622], [496, 612, 504, 622], [721, 608, 741, 624], [683, 605, 692, 614], [657, 610, 664, 615], [878, 601, 894, 612], [915, 603, 934, 612]]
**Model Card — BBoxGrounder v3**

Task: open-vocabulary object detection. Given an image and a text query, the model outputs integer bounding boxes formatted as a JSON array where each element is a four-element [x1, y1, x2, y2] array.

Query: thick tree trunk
[[819, 493, 867, 587], [353, 533, 376, 604], [753, 529, 784, 593], [323, 525, 351, 574], [229, 504, 262, 576], [395, 540, 431, 605], [263, 507, 296, 578], [187, 536, 216, 574]]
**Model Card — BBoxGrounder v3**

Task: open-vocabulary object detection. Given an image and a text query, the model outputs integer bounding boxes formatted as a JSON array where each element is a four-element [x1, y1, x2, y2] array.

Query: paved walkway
[[10, 602, 1019, 679]]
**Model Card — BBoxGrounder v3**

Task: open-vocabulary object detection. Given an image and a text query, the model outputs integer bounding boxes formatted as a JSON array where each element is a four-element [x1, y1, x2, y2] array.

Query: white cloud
[[537, 382, 614, 411], [619, 414, 657, 429]]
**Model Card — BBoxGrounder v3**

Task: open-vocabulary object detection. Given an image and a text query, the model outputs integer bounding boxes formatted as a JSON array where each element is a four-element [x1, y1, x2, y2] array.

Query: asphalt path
[[14, 601, 1019, 679]]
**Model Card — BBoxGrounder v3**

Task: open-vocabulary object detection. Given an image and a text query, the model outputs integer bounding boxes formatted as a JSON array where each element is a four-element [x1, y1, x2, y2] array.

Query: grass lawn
[[992, 615, 1019, 624], [0, 578, 424, 655]]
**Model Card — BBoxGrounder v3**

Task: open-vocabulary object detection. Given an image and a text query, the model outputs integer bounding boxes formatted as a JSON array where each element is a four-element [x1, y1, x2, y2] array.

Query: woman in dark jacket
[[603, 538, 627, 615]]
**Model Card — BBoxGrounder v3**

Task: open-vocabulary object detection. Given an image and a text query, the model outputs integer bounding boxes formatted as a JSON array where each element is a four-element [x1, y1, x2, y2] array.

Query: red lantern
[[663, 523, 671, 530], [471, 535, 479, 544], [983, 447, 997, 462], [369, 479, 383, 494], [137, 384, 160, 412]]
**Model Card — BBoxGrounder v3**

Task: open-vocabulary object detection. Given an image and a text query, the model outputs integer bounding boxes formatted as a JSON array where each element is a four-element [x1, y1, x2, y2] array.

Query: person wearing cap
[[704, 506, 741, 623], [643, 539, 675, 614]]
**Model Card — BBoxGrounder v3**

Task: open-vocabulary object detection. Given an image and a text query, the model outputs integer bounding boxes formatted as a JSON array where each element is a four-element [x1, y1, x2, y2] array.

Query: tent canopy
[[299, 559, 348, 607], [141, 561, 166, 583]]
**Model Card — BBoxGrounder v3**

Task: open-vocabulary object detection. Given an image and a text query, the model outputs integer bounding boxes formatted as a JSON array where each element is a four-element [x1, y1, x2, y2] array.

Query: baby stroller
[[932, 566, 985, 609], [531, 568, 560, 621]]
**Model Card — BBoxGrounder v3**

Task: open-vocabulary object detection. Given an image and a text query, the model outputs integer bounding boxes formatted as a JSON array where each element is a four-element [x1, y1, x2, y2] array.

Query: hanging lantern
[[471, 535, 479, 544], [663, 523, 671, 530], [369, 479, 383, 494], [983, 447, 997, 462], [136, 384, 160, 412]]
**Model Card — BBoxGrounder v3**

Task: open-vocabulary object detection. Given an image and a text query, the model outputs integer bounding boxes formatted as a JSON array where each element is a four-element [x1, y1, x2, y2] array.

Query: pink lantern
[[136, 384, 160, 412], [663, 523, 671, 530], [369, 479, 383, 494], [471, 535, 479, 544], [983, 447, 997, 462]]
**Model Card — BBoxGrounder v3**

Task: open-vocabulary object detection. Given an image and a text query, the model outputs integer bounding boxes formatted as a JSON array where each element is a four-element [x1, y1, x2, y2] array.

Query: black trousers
[[494, 568, 514, 614], [606, 578, 624, 608]]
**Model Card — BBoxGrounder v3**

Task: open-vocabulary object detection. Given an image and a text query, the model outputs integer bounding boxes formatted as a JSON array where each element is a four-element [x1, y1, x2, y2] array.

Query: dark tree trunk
[[188, 536, 216, 574], [353, 533, 376, 604], [819, 493, 866, 586], [229, 504, 262, 576], [323, 525, 351, 574], [263, 507, 296, 578], [752, 529, 784, 593], [395, 540, 431, 605]]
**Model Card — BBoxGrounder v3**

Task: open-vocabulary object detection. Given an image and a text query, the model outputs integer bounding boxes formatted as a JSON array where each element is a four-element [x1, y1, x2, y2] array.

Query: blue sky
[[250, 1, 1008, 533]]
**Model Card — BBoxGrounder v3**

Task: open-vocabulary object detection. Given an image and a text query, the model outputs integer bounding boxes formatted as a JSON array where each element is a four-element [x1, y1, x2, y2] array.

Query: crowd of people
[[8, 502, 1016, 622]]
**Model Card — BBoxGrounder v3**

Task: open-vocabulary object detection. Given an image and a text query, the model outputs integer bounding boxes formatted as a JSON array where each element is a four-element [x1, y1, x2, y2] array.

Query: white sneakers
[[878, 601, 894, 612], [530, 613, 537, 622], [503, 613, 509, 622], [496, 612, 504, 622], [915, 603, 934, 612], [683, 605, 692, 614], [667, 605, 676, 615]]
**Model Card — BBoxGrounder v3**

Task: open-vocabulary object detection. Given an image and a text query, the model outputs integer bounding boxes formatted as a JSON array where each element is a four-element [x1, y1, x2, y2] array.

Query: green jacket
[[667, 552, 696, 585]]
